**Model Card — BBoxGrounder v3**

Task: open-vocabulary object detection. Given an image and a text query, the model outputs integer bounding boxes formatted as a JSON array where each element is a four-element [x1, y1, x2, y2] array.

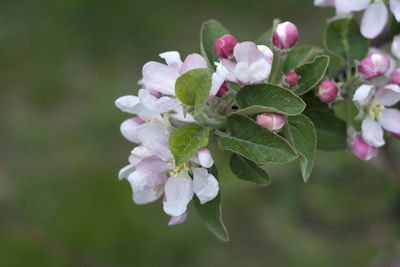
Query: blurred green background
[[1, 0, 400, 266]]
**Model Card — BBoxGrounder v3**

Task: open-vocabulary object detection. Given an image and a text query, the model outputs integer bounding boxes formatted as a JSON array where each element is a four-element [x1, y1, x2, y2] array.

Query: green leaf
[[229, 153, 271, 186], [235, 84, 306, 116], [255, 28, 273, 48], [200, 20, 230, 68], [324, 18, 369, 66], [283, 46, 324, 73], [218, 114, 297, 163], [303, 96, 347, 151], [292, 55, 329, 96], [169, 125, 209, 166], [193, 192, 229, 242], [175, 68, 213, 116], [284, 115, 317, 182]]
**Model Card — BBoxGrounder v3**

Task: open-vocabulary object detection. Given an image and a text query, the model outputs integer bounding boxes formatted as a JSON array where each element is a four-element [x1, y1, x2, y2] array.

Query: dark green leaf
[[283, 46, 324, 73], [303, 96, 347, 151], [229, 153, 271, 186], [255, 28, 273, 48], [194, 193, 229, 242], [200, 20, 230, 68], [284, 115, 317, 182], [169, 125, 209, 166], [324, 18, 369, 66], [218, 114, 297, 163], [235, 84, 306, 116], [175, 68, 213, 116], [293, 56, 329, 95]]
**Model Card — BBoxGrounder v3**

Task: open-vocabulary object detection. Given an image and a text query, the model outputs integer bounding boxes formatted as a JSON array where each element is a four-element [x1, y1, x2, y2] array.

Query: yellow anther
[[153, 185, 163, 196], [169, 163, 190, 177], [369, 103, 385, 120]]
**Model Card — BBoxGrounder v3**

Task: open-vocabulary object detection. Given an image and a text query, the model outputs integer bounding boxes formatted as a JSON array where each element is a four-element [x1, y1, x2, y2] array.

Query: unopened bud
[[214, 34, 238, 59], [285, 72, 299, 87], [256, 113, 287, 132], [350, 134, 379, 161], [216, 81, 229, 97], [318, 80, 338, 103], [272, 22, 298, 50], [389, 69, 400, 86], [358, 53, 390, 80]]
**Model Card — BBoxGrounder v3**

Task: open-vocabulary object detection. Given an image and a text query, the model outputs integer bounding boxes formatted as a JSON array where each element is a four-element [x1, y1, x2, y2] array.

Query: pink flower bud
[[389, 69, 400, 86], [256, 113, 287, 132], [350, 134, 379, 161], [216, 81, 229, 97], [214, 34, 238, 59], [393, 132, 400, 139], [285, 72, 299, 87], [272, 22, 298, 50], [358, 53, 391, 80], [318, 80, 338, 103]]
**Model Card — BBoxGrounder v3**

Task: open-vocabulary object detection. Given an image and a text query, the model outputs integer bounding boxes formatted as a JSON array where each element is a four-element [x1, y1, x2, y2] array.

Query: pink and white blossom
[[358, 53, 391, 80], [272, 22, 299, 50], [220, 41, 273, 85], [256, 113, 287, 132], [353, 84, 400, 147], [350, 134, 379, 161]]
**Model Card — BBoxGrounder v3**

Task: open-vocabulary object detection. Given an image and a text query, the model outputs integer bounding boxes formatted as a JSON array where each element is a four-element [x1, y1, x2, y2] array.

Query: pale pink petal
[[219, 59, 237, 82], [133, 187, 164, 204], [361, 2, 388, 39], [159, 51, 183, 71], [314, 0, 335, 7], [180, 53, 208, 74], [138, 89, 180, 113], [391, 35, 400, 59], [120, 117, 145, 143], [335, 0, 371, 13], [379, 108, 400, 134], [168, 212, 187, 226], [163, 173, 194, 217], [193, 148, 214, 168], [192, 168, 219, 204], [390, 0, 400, 22], [353, 85, 375, 105], [234, 61, 254, 85], [248, 59, 271, 83], [210, 63, 229, 97], [142, 61, 179, 95], [257, 45, 274, 64], [128, 156, 170, 191], [118, 164, 135, 180], [136, 123, 173, 161], [362, 117, 385, 147], [375, 84, 400, 106], [115, 95, 161, 120], [170, 106, 196, 123], [129, 146, 154, 167], [233, 41, 262, 64]]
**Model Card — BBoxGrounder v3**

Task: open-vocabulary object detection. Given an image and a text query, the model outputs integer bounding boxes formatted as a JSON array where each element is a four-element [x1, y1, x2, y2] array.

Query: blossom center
[[169, 163, 190, 178], [368, 103, 385, 120]]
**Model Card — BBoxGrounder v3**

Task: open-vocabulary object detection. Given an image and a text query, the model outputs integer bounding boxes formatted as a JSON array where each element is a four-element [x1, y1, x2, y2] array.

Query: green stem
[[269, 51, 287, 85]]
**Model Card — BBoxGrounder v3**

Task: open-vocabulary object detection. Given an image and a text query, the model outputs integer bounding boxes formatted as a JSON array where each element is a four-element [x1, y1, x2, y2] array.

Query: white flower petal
[[248, 59, 271, 84], [233, 41, 262, 64], [353, 85, 375, 105], [192, 168, 219, 204], [219, 59, 237, 82], [335, 0, 371, 13], [361, 2, 388, 39], [256, 45, 274, 64], [138, 89, 180, 113], [392, 35, 400, 59], [159, 51, 183, 71], [163, 173, 194, 217], [136, 123, 173, 161], [115, 95, 141, 113], [210, 63, 229, 97], [142, 61, 179, 95], [362, 117, 385, 147], [120, 117, 145, 143], [133, 187, 164, 204], [390, 0, 400, 22], [375, 84, 400, 106], [180, 53, 208, 74], [314, 0, 335, 7], [118, 164, 135, 180], [193, 148, 214, 168], [168, 212, 187, 226], [379, 108, 400, 134]]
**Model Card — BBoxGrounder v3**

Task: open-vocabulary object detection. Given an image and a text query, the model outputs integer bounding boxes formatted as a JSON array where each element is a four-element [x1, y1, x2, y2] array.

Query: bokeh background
[[1, 0, 400, 266]]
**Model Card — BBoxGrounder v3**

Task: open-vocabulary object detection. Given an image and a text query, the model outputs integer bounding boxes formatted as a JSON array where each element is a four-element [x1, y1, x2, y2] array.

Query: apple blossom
[[256, 113, 287, 132], [318, 80, 338, 103], [353, 84, 400, 147], [214, 34, 238, 59], [272, 22, 299, 50], [219, 41, 273, 85]]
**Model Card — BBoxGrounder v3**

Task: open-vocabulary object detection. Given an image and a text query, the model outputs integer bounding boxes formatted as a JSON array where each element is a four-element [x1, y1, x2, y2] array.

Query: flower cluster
[[315, 0, 400, 39]]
